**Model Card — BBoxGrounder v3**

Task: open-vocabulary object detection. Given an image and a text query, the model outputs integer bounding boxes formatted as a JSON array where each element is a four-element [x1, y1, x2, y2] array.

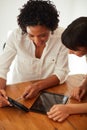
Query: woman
[[0, 0, 69, 107], [47, 17, 87, 122]]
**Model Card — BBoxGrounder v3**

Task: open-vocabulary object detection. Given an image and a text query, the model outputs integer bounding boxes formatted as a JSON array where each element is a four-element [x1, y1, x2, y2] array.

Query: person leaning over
[[0, 0, 69, 107], [47, 17, 87, 122]]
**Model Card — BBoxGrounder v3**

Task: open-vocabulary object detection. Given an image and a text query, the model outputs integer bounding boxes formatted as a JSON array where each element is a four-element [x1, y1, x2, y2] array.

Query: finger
[[0, 89, 8, 99], [70, 89, 80, 101], [48, 112, 63, 121], [47, 109, 57, 116], [24, 93, 30, 99], [3, 97, 10, 105], [52, 116, 60, 121], [47, 107, 62, 118], [75, 94, 81, 101], [25, 90, 35, 99], [0, 98, 10, 107], [79, 90, 85, 99], [58, 117, 65, 122], [22, 88, 29, 98], [58, 114, 69, 122], [47, 111, 58, 117], [23, 92, 29, 99], [70, 90, 75, 98], [49, 105, 58, 112], [75, 88, 83, 101]]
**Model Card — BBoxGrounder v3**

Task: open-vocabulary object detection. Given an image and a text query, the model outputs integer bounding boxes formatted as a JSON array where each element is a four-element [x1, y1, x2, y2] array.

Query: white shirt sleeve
[[53, 44, 69, 84], [46, 27, 69, 84], [0, 31, 16, 79]]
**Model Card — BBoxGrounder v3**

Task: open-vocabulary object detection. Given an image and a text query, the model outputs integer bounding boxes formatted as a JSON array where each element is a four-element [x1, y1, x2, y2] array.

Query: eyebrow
[[28, 32, 49, 37]]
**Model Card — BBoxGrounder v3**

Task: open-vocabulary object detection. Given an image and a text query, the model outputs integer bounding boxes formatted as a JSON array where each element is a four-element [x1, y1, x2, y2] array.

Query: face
[[26, 25, 50, 47], [69, 47, 87, 57]]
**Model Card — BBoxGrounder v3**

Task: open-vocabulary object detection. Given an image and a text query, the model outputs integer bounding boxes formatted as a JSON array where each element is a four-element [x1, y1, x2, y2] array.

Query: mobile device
[[8, 97, 29, 112], [8, 91, 68, 114], [30, 91, 68, 114]]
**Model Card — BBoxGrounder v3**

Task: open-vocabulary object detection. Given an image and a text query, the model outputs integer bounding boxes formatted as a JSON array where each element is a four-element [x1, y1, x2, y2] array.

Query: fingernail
[[6, 96, 8, 99], [8, 101, 10, 105]]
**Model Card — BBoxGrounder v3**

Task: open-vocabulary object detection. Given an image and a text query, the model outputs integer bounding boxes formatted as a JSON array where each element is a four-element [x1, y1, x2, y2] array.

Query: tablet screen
[[30, 91, 68, 114]]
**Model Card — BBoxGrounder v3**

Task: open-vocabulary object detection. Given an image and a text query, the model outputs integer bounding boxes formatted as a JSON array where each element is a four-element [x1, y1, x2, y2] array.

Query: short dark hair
[[17, 0, 59, 34], [61, 17, 87, 50]]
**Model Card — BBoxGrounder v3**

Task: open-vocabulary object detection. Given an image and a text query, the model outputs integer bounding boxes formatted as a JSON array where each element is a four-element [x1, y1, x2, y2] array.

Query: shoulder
[[6, 28, 28, 43], [53, 27, 64, 37], [7, 28, 22, 39], [50, 27, 64, 41]]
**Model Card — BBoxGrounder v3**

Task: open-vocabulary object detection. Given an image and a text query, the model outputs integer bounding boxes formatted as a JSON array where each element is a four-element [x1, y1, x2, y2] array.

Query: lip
[[36, 42, 45, 46]]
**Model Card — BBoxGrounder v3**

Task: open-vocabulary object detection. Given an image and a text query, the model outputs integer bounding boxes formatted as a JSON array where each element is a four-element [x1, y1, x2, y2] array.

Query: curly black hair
[[61, 17, 87, 51], [17, 0, 59, 34]]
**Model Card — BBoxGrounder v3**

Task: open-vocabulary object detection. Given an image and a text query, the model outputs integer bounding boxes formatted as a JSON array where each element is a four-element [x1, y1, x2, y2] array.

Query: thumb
[[0, 89, 8, 99], [79, 90, 85, 99]]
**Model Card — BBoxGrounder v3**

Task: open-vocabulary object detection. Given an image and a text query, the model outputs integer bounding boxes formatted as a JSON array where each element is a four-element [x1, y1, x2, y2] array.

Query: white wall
[[53, 0, 87, 27], [0, 0, 87, 75], [0, 0, 27, 49]]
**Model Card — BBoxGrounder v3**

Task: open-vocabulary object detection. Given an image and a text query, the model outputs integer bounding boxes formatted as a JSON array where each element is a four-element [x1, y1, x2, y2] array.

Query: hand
[[0, 89, 10, 107], [47, 104, 69, 122], [22, 82, 40, 99], [70, 86, 87, 101]]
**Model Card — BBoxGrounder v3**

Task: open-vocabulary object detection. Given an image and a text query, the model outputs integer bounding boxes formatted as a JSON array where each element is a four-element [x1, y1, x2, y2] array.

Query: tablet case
[[8, 91, 68, 114], [8, 97, 29, 112]]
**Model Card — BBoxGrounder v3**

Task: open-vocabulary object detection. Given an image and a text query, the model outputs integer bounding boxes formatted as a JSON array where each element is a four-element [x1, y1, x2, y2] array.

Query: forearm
[[67, 103, 87, 114], [35, 75, 60, 91], [0, 78, 6, 89]]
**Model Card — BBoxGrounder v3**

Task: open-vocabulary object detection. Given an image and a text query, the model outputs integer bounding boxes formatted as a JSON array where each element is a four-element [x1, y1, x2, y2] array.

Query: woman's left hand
[[22, 82, 40, 99]]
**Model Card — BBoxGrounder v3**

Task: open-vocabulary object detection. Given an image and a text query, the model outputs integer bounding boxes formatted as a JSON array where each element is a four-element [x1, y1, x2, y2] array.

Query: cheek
[[69, 51, 83, 57], [41, 36, 49, 42], [75, 52, 84, 57], [69, 50, 75, 54]]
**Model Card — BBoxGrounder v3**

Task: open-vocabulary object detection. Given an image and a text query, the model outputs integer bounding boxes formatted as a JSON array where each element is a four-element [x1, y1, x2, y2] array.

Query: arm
[[67, 103, 87, 114], [53, 28, 69, 84], [22, 75, 60, 99], [0, 77, 6, 89], [36, 75, 60, 90], [47, 103, 87, 122], [0, 78, 10, 107], [0, 31, 16, 107]]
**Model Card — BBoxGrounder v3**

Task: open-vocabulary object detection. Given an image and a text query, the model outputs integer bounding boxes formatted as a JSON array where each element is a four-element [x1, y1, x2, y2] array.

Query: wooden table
[[0, 74, 87, 130]]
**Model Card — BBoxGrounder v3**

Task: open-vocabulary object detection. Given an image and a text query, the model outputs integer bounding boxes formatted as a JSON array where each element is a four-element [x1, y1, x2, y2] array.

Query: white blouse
[[0, 27, 69, 84]]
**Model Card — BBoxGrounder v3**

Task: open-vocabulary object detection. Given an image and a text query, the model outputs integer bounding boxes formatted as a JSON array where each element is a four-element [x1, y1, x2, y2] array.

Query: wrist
[[0, 78, 6, 90], [65, 104, 78, 115], [65, 104, 72, 115], [66, 103, 85, 115], [33, 81, 43, 91]]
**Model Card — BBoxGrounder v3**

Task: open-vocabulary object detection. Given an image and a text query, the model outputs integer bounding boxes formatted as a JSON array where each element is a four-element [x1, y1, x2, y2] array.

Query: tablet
[[8, 97, 29, 112], [30, 91, 68, 114]]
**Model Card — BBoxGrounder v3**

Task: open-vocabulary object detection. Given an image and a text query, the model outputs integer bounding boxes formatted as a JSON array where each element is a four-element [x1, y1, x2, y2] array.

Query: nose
[[33, 37, 41, 45]]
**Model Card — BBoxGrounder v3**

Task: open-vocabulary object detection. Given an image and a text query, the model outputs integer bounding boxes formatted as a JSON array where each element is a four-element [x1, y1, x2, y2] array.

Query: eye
[[28, 34, 34, 38], [40, 34, 47, 37], [39, 33, 49, 38]]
